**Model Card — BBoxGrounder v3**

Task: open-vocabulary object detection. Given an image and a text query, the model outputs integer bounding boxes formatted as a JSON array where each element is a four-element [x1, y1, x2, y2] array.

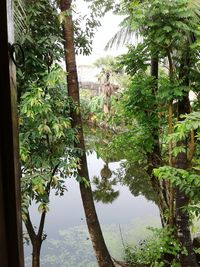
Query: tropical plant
[[125, 227, 182, 267], [20, 65, 78, 267], [103, 0, 200, 265], [16, 1, 77, 266], [59, 0, 115, 266], [14, 0, 28, 40]]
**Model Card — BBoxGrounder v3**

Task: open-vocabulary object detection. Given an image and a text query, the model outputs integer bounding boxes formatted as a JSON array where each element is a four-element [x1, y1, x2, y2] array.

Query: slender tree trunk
[[174, 96, 197, 267], [25, 212, 44, 267], [166, 50, 175, 227], [175, 145, 197, 266], [59, 1, 114, 266], [168, 101, 173, 166], [32, 241, 41, 267], [174, 44, 197, 266], [167, 100, 174, 226], [147, 53, 170, 227], [24, 165, 58, 267]]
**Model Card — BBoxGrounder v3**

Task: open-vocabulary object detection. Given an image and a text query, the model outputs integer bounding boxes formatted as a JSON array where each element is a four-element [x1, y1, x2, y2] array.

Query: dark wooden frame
[[0, 0, 24, 266]]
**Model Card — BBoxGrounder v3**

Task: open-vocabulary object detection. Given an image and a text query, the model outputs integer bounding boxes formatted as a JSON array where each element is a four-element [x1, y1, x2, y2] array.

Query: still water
[[25, 146, 160, 266]]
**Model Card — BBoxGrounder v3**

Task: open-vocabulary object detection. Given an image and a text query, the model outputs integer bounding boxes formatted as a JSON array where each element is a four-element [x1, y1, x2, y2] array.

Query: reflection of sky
[[25, 151, 160, 266], [28, 152, 160, 239], [87, 152, 159, 225]]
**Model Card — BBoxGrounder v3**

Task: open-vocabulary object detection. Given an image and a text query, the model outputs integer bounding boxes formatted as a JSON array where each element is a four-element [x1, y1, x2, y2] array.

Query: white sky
[[75, 1, 126, 65]]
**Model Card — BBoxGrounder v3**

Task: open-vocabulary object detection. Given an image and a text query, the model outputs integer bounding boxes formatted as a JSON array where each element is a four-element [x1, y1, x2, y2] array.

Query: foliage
[[80, 90, 105, 122], [118, 43, 150, 76], [84, 0, 117, 17], [18, 0, 104, 220], [16, 0, 200, 264], [107, 0, 200, 264], [154, 166, 200, 209], [17, 0, 102, 99], [92, 175, 120, 204], [169, 112, 200, 142], [118, 72, 160, 155], [73, 8, 101, 55], [128, 0, 198, 52], [80, 56, 129, 127], [109, 127, 149, 164], [17, 0, 63, 100], [84, 125, 121, 162], [94, 56, 129, 90], [124, 227, 182, 267], [115, 0, 200, 166], [20, 65, 79, 217]]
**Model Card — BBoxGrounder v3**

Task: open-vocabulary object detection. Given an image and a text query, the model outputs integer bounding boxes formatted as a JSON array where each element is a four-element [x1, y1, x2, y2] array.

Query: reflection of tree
[[117, 162, 156, 203], [100, 163, 112, 179], [84, 125, 122, 163], [92, 163, 120, 204], [84, 126, 156, 203]]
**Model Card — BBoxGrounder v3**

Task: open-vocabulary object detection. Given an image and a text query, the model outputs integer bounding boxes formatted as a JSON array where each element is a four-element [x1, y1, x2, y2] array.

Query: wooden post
[[0, 0, 24, 266]]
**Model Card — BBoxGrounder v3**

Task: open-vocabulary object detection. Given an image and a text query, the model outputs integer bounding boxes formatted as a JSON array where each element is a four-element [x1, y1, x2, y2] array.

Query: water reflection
[[92, 163, 119, 204], [24, 127, 160, 267], [117, 161, 156, 202], [85, 126, 156, 204]]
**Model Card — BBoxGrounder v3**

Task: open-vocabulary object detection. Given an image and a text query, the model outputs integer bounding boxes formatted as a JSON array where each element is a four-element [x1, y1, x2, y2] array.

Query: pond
[[24, 128, 161, 267]]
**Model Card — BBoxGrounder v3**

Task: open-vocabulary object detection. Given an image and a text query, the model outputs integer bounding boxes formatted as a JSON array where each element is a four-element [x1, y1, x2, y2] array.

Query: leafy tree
[[16, 0, 115, 266], [15, 0, 95, 266], [20, 65, 78, 267], [104, 0, 200, 265], [16, 1, 72, 266]]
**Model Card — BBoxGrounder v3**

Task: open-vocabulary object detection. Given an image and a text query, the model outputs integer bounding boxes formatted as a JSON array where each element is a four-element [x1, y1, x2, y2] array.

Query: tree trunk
[[175, 188, 197, 266], [32, 241, 41, 267], [166, 51, 175, 227], [167, 100, 174, 226], [174, 44, 197, 266], [174, 96, 197, 267], [59, 1, 115, 266], [147, 53, 170, 227], [25, 212, 45, 267]]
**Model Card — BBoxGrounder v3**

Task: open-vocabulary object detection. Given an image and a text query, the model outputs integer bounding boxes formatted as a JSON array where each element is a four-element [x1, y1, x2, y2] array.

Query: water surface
[[25, 144, 160, 267]]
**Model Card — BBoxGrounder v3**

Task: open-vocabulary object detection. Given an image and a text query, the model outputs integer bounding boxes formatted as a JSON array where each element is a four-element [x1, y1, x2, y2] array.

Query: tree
[[20, 65, 78, 267], [94, 56, 127, 115], [59, 0, 115, 266], [16, 0, 108, 265], [107, 0, 200, 265], [16, 1, 77, 266]]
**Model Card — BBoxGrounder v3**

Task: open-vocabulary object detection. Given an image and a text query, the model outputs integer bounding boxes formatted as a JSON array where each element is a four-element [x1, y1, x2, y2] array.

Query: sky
[[75, 1, 126, 66]]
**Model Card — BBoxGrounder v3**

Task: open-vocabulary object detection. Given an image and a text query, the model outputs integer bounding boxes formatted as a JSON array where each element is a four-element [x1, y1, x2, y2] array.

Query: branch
[[24, 212, 36, 244], [37, 164, 60, 241], [46, 162, 60, 196], [37, 211, 46, 241], [46, 133, 53, 154]]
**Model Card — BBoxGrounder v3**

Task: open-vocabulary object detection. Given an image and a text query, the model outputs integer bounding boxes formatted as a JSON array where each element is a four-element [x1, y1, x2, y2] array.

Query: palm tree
[[59, 1, 115, 266]]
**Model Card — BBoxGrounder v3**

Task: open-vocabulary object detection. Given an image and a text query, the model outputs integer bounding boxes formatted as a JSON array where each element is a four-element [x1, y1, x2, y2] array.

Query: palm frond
[[188, 0, 200, 18], [14, 0, 28, 41], [105, 26, 140, 51]]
